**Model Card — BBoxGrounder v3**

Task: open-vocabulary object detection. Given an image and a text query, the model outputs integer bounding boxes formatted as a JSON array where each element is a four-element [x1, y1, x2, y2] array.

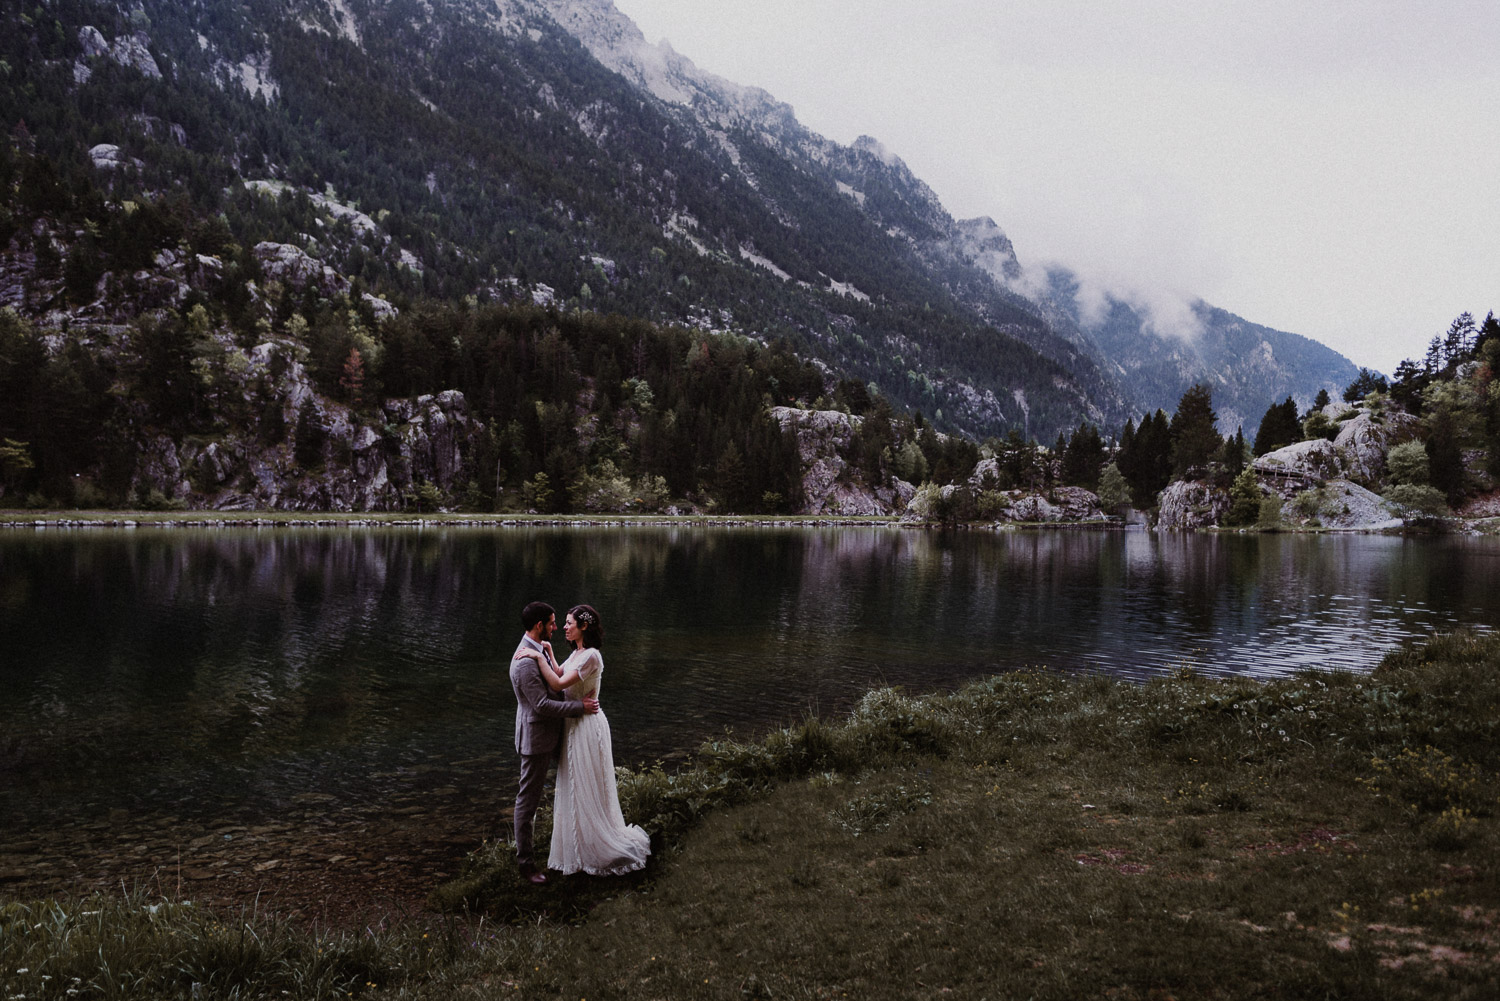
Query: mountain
[[0, 0, 1357, 476], [1040, 270, 1361, 435]]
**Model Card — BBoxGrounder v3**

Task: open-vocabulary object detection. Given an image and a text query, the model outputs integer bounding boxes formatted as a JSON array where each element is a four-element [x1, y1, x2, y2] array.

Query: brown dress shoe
[[526, 870, 548, 885]]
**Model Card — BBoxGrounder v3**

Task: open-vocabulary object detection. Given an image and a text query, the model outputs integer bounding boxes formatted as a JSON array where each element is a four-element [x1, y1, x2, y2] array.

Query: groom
[[510, 600, 598, 884]]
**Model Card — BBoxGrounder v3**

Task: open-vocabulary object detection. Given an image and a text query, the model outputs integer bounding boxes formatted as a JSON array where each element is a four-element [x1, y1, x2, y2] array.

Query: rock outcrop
[[1252, 439, 1345, 497], [78, 26, 161, 79], [124, 343, 485, 512], [253, 242, 352, 298], [1156, 480, 1231, 530], [1331, 408, 1419, 484], [770, 406, 911, 515], [1251, 403, 1419, 494], [986, 486, 1104, 523]]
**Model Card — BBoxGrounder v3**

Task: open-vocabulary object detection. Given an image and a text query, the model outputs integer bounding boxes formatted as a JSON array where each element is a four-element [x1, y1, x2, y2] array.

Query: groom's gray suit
[[510, 634, 588, 873]]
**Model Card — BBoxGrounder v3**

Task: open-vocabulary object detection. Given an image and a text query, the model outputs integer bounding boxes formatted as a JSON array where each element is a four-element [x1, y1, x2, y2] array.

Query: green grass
[[5, 633, 1499, 999]]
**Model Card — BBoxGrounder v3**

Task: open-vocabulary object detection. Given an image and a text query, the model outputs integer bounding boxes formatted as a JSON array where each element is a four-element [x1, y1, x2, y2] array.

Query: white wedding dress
[[548, 647, 651, 875]]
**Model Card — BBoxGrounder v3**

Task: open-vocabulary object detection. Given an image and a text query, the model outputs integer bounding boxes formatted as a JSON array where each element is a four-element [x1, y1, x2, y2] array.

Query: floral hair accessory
[[576, 610, 595, 627]]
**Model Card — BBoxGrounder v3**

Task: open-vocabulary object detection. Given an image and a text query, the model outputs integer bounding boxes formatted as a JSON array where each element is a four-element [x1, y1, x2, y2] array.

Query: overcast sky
[[611, 0, 1499, 375]]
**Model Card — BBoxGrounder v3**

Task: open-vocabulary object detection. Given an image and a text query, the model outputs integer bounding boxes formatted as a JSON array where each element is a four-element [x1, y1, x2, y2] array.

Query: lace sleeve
[[578, 649, 603, 681]]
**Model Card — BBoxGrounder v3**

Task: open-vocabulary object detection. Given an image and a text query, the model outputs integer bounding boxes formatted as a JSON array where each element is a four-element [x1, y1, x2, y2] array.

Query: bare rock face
[[109, 33, 162, 79], [1156, 480, 1230, 529], [78, 26, 109, 58], [88, 144, 124, 170], [253, 242, 351, 298], [133, 435, 192, 501], [1332, 409, 1419, 485], [968, 457, 1000, 489], [383, 391, 473, 490], [361, 292, 400, 322], [1251, 438, 1344, 496], [766, 406, 919, 515], [767, 407, 865, 514], [125, 340, 484, 511]]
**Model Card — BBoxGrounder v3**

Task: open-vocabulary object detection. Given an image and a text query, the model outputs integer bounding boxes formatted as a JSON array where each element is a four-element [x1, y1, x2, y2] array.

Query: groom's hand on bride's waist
[[583, 696, 600, 714]]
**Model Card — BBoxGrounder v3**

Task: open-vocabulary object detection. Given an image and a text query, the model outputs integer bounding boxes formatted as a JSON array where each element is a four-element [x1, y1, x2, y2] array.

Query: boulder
[[1251, 438, 1344, 495], [1332, 409, 1419, 485], [988, 486, 1104, 523], [1047, 486, 1106, 521], [1156, 480, 1230, 529]]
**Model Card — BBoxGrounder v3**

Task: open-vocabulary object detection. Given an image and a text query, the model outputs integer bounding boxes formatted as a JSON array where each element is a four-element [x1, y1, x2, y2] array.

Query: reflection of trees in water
[[3, 528, 1495, 820]]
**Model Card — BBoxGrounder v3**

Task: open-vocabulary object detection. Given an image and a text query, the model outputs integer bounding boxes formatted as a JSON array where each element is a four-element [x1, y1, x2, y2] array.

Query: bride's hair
[[568, 604, 604, 649]]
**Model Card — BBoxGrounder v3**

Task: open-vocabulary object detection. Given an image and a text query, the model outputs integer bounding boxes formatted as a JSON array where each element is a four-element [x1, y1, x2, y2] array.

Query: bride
[[517, 604, 650, 876]]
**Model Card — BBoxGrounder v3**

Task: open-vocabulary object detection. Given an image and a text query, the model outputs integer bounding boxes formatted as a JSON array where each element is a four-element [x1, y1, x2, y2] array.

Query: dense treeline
[[1382, 311, 1500, 505], [0, 295, 824, 511]]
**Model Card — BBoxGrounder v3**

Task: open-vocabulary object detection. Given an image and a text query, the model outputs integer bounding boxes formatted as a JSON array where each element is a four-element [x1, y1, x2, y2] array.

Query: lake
[[1, 526, 1496, 909]]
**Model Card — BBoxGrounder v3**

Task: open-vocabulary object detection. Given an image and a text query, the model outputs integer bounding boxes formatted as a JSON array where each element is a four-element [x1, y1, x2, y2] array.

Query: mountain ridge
[[2, 0, 1356, 445], [535, 0, 1358, 431]]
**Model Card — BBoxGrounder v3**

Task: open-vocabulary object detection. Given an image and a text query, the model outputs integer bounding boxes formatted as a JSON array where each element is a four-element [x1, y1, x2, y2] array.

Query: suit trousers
[[514, 750, 553, 871]]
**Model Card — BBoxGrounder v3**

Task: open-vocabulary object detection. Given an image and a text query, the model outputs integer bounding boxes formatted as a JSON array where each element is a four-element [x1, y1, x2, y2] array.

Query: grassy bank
[[5, 634, 1499, 999]]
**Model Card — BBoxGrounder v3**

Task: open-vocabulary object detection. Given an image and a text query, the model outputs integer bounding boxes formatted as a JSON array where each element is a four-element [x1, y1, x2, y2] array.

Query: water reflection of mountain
[[1, 529, 1494, 830]]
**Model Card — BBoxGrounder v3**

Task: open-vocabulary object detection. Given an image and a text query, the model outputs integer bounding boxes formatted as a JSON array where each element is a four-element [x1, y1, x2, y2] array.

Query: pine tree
[[1169, 384, 1221, 478], [293, 399, 325, 469], [1224, 466, 1262, 527], [1060, 422, 1105, 490], [339, 347, 365, 406], [1253, 397, 1300, 456], [1096, 462, 1130, 512]]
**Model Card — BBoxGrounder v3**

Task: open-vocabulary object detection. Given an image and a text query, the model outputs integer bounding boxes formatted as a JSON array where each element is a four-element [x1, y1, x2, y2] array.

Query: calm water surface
[[2, 527, 1497, 836]]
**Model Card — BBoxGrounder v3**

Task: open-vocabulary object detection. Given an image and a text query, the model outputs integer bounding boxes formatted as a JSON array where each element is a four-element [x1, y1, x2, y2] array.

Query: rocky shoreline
[[1, 512, 901, 529], [3, 510, 1494, 533]]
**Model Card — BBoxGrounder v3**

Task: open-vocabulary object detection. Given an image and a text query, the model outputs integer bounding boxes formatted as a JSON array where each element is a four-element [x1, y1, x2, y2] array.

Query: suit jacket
[[511, 634, 586, 756]]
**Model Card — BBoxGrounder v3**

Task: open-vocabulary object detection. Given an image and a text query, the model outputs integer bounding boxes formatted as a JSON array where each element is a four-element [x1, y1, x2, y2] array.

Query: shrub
[[1256, 495, 1283, 530], [1383, 483, 1448, 517], [1223, 466, 1262, 526], [1290, 486, 1328, 524], [1385, 440, 1430, 486]]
